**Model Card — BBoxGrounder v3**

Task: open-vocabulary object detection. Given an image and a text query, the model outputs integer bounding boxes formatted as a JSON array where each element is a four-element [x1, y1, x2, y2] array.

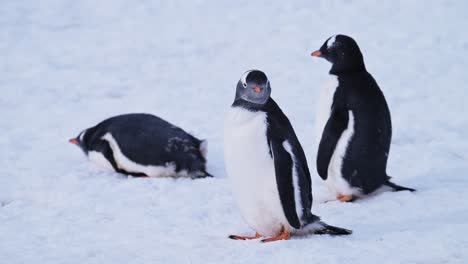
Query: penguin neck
[[329, 54, 366, 75], [330, 63, 366, 75], [232, 98, 269, 112], [80, 127, 98, 154]]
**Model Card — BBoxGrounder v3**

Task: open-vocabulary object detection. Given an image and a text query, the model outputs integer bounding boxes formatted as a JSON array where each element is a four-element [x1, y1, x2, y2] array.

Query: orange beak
[[69, 138, 78, 145], [253, 86, 261, 93], [311, 50, 322, 57]]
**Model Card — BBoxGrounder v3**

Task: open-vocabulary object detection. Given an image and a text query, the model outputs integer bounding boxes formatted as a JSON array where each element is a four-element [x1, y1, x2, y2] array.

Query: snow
[[1, 0, 467, 263]]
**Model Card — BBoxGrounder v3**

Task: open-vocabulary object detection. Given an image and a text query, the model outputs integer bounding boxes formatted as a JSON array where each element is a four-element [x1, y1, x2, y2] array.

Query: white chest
[[223, 107, 288, 236]]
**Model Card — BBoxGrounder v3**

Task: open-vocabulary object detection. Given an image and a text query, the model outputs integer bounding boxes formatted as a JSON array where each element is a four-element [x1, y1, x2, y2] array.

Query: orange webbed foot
[[261, 227, 290, 243], [338, 195, 354, 202]]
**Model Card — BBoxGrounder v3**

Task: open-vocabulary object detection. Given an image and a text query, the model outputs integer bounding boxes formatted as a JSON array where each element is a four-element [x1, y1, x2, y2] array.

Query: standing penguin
[[311, 34, 415, 202], [69, 113, 211, 179], [224, 70, 351, 242]]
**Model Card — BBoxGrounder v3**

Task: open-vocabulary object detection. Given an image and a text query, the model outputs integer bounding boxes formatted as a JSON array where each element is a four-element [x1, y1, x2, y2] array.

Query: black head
[[311, 34, 366, 74], [69, 129, 89, 154], [234, 70, 271, 106]]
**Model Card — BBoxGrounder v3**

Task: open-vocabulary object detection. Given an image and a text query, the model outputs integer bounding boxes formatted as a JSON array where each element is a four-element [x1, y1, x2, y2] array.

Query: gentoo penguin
[[224, 70, 351, 242], [311, 34, 415, 202], [69, 113, 211, 179]]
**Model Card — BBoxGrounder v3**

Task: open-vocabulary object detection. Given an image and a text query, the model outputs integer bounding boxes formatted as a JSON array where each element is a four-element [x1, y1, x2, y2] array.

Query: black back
[[79, 113, 207, 173], [316, 35, 393, 193]]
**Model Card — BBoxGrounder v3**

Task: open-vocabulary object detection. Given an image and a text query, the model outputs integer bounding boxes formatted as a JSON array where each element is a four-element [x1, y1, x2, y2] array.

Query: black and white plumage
[[69, 113, 211, 179], [224, 70, 351, 242], [311, 34, 415, 201]]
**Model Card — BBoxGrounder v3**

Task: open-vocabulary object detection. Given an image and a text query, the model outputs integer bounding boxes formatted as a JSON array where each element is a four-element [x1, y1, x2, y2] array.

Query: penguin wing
[[316, 108, 349, 180], [270, 138, 302, 229]]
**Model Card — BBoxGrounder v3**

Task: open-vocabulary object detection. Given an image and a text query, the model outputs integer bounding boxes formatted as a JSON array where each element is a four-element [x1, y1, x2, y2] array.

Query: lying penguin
[[224, 70, 351, 242], [311, 34, 415, 202], [69, 113, 211, 179]]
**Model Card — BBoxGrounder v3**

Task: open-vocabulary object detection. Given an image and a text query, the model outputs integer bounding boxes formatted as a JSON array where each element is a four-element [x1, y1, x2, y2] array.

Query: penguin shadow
[[226, 229, 352, 243], [0, 200, 13, 208], [108, 171, 214, 181]]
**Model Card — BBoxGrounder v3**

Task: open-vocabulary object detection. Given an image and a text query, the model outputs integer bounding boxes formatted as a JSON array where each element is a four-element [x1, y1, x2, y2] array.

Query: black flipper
[[270, 139, 301, 229], [313, 222, 352, 236], [316, 108, 349, 180], [384, 178, 416, 192], [266, 99, 315, 226], [124, 171, 149, 178], [99, 140, 148, 178]]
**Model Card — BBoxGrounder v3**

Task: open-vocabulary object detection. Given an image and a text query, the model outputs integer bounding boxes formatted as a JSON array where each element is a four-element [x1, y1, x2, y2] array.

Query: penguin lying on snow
[[69, 113, 211, 179], [311, 34, 415, 202], [224, 70, 351, 242]]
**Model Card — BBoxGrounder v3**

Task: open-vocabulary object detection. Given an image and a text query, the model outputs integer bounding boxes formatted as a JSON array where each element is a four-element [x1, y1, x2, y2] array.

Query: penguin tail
[[313, 222, 352, 236], [304, 220, 352, 236], [191, 170, 213, 179], [202, 170, 214, 178], [384, 177, 416, 192]]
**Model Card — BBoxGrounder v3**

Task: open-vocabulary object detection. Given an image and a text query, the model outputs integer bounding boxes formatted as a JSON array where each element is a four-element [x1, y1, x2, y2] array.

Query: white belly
[[224, 107, 289, 237], [325, 111, 361, 197], [315, 76, 360, 197]]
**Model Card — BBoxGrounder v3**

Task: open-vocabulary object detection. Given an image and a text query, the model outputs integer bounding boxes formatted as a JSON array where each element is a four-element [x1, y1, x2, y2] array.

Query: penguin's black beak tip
[[311, 50, 322, 57], [69, 138, 78, 145]]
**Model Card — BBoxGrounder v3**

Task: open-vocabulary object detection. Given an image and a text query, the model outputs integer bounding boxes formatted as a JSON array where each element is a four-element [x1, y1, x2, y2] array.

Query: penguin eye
[[242, 83, 247, 88]]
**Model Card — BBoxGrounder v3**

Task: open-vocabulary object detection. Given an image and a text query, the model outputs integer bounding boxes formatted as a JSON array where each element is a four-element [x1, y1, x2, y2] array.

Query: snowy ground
[[1, 0, 468, 263]]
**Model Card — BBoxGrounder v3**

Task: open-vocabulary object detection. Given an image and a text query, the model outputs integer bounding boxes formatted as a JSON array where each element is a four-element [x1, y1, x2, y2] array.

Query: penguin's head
[[235, 70, 271, 106], [311, 34, 365, 74], [69, 130, 89, 154]]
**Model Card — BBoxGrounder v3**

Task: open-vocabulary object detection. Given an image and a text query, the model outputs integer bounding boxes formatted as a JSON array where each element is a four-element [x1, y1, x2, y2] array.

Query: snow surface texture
[[1, 1, 467, 263]]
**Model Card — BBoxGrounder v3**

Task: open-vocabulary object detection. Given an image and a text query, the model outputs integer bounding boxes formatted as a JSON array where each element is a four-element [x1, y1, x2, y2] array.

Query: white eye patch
[[79, 130, 86, 141], [240, 70, 253, 87], [327, 35, 336, 49]]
